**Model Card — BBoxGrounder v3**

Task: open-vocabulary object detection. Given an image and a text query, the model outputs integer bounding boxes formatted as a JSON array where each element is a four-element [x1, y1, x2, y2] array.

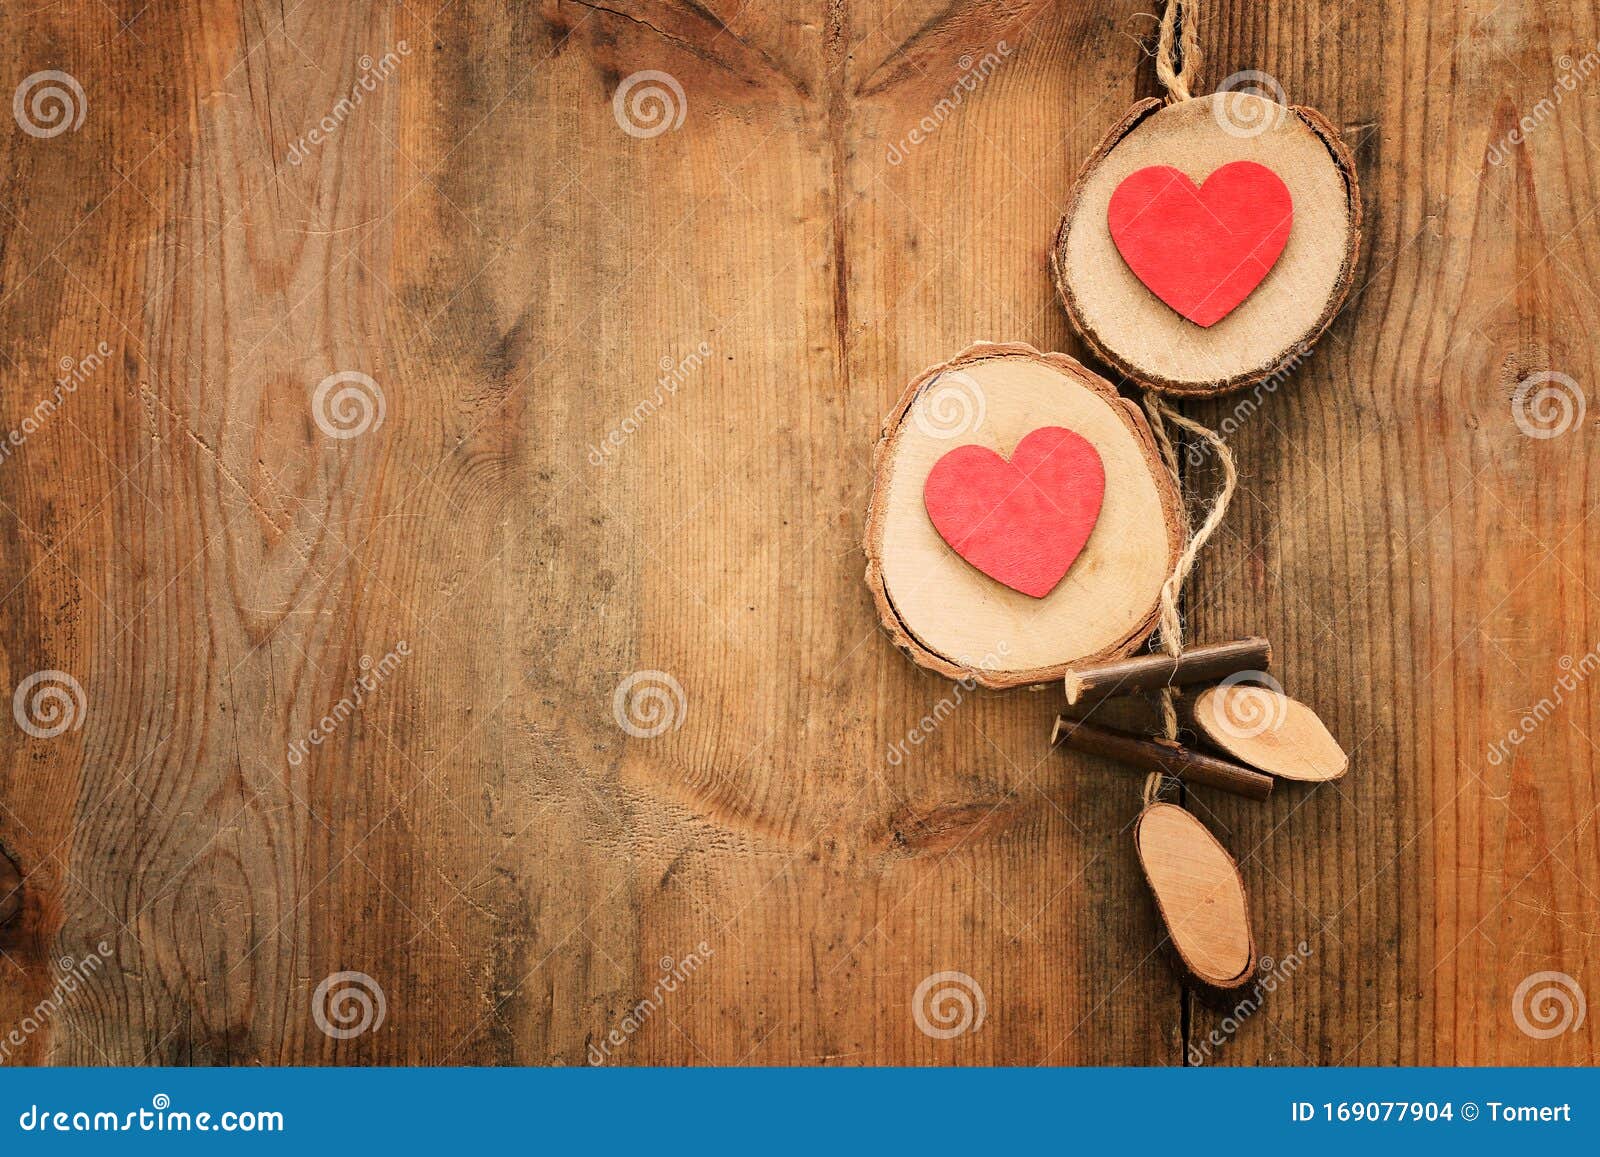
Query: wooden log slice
[[1052, 94, 1361, 397], [864, 343, 1185, 689], [1136, 802, 1256, 995], [1189, 683, 1349, 782]]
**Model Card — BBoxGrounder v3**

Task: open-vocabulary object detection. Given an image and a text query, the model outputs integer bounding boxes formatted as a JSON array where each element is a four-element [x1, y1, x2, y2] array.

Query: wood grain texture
[[0, 0, 1595, 1068]]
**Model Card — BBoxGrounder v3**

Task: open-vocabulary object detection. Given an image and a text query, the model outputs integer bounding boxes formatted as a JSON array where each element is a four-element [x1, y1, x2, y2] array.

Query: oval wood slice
[[1053, 94, 1361, 397], [864, 342, 1185, 689], [1191, 683, 1348, 782], [1136, 803, 1256, 994]]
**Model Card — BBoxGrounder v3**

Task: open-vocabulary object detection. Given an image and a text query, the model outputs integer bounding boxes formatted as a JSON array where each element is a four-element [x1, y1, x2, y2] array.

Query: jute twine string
[[1155, 0, 1201, 102], [1137, 0, 1239, 806]]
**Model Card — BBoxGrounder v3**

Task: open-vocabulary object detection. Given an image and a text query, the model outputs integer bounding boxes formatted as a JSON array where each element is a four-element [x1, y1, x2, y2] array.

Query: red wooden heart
[[1107, 161, 1293, 327], [923, 426, 1105, 599]]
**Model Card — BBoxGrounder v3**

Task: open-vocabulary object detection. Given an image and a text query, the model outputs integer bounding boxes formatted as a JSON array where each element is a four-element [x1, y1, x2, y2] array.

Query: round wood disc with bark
[[1053, 93, 1361, 397], [864, 342, 1184, 689]]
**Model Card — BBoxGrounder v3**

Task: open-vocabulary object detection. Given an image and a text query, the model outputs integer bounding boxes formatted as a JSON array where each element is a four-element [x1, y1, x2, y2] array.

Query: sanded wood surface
[[0, 0, 1597, 1067]]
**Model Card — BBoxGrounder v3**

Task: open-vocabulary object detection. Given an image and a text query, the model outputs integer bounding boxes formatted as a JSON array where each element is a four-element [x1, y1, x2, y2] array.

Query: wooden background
[[1, 0, 1597, 1066]]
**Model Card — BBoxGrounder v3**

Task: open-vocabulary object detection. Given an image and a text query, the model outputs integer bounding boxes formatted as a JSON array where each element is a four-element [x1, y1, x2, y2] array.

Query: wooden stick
[[1062, 636, 1271, 706], [0, 845, 21, 927], [1052, 716, 1274, 801]]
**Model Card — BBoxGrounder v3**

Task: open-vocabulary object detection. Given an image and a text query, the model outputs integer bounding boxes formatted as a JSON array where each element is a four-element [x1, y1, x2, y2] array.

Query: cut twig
[[1063, 636, 1270, 706], [1052, 716, 1273, 800]]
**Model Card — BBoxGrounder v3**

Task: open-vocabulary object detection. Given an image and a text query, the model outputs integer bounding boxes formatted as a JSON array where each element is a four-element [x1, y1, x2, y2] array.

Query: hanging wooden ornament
[[864, 342, 1185, 689], [1186, 682, 1349, 782], [1051, 1, 1361, 396], [1136, 803, 1257, 996]]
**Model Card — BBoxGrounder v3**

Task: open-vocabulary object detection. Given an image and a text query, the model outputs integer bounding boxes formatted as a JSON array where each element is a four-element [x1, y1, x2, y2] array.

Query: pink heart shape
[[923, 426, 1106, 598], [1108, 161, 1293, 327]]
